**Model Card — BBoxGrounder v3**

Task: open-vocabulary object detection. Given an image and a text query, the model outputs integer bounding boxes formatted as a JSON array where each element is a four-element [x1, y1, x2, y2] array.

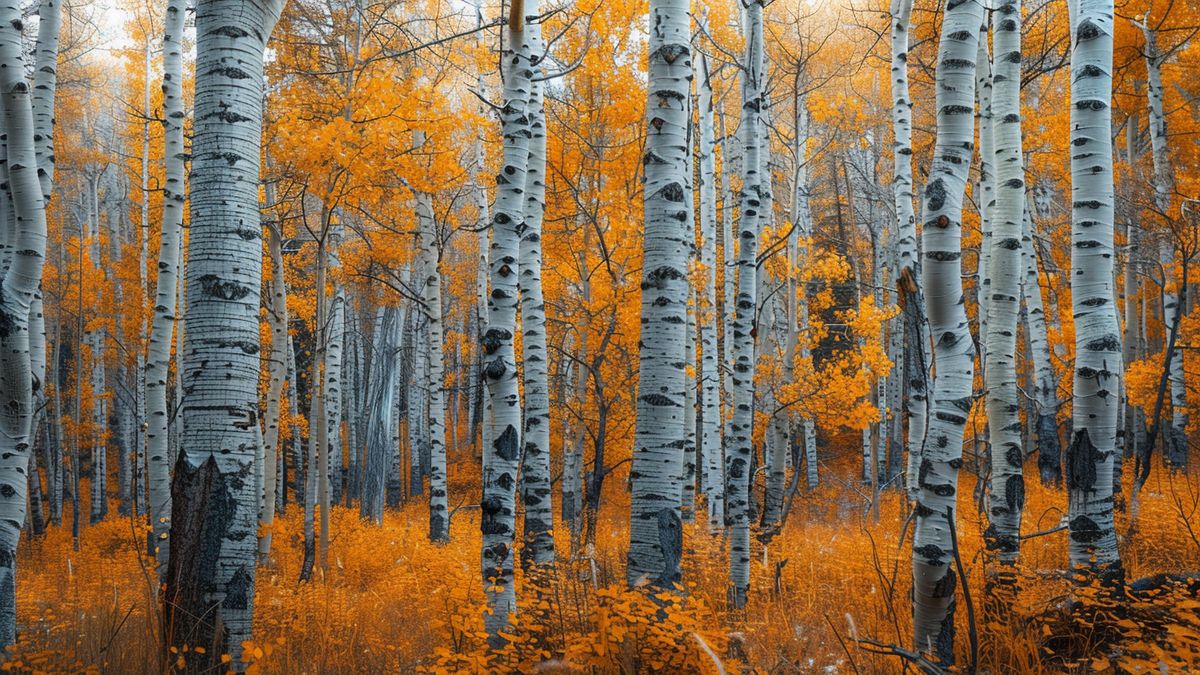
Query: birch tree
[[1066, 0, 1123, 585], [415, 173, 448, 543], [911, 0, 983, 661], [146, 0, 186, 579], [163, 0, 286, 665], [890, 0, 929, 501], [0, 0, 59, 647], [480, 0, 533, 644], [729, 0, 765, 608], [983, 0, 1026, 570], [697, 52, 723, 531], [1140, 19, 1187, 468], [519, 0, 554, 566], [627, 0, 691, 590]]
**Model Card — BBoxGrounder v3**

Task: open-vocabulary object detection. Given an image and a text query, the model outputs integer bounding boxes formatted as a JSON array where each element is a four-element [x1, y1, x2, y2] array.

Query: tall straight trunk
[[88, 176, 107, 524], [975, 20, 995, 351], [681, 80, 697, 525], [324, 230, 345, 521], [480, 0, 532, 644], [146, 0, 186, 578], [792, 90, 818, 492], [362, 306, 400, 524], [562, 330, 586, 551], [259, 224, 288, 561], [415, 181, 448, 543], [728, 0, 764, 609], [911, 0, 983, 662], [627, 0, 691, 591], [518, 5, 554, 565], [891, 0, 929, 501], [1140, 23, 1186, 469], [983, 0, 1026, 568], [163, 0, 285, 666], [1066, 0, 1122, 585], [697, 54, 723, 530], [719, 108, 736, 497], [0, 0, 58, 647], [1023, 208, 1060, 483]]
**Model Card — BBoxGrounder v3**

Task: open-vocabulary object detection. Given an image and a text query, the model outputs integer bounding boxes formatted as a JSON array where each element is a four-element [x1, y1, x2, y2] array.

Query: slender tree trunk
[[163, 1, 285, 666], [983, 0, 1027, 571], [414, 179, 448, 543], [363, 307, 400, 524], [146, 0, 186, 578], [911, 0, 983, 661], [518, 6, 554, 564], [259, 223, 288, 562], [1022, 208, 1060, 484], [728, 0, 765, 609], [698, 54, 724, 531], [1140, 22, 1186, 469]]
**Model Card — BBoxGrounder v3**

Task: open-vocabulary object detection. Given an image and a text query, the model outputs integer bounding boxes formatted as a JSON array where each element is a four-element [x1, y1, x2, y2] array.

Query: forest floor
[[7, 456, 1200, 673]]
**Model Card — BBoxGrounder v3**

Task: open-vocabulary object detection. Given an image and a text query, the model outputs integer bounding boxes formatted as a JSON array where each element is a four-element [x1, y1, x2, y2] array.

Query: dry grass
[[6, 455, 1200, 673]]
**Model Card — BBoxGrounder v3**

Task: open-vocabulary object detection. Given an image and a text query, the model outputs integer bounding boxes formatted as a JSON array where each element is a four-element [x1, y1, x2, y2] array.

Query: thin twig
[[824, 613, 862, 675]]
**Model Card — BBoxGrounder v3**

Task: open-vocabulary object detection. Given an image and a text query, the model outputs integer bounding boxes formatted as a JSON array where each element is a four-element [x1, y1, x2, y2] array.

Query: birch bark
[[146, 0, 186, 578], [627, 0, 691, 591], [164, 0, 285, 664], [480, 0, 533, 643], [1066, 0, 1122, 584], [983, 0, 1025, 568], [911, 0, 983, 661]]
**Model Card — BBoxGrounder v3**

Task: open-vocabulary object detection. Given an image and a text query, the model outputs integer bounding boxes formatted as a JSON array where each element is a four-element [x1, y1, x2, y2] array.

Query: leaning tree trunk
[[0, 0, 58, 646], [1066, 0, 1123, 586], [627, 0, 691, 592], [697, 52, 723, 532], [518, 2, 554, 566], [911, 0, 983, 663], [480, 0, 532, 646], [163, 0, 285, 667], [983, 0, 1026, 571], [1141, 22, 1186, 469], [146, 0, 186, 579], [728, 0, 765, 609]]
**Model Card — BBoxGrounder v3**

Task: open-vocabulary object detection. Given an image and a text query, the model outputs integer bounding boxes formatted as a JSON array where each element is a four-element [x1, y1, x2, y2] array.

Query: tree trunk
[[0, 0, 58, 647], [728, 0, 765, 609], [480, 0, 533, 644], [518, 7, 554, 564], [1065, 0, 1123, 586], [146, 0, 186, 578], [911, 0, 983, 662], [982, 0, 1026, 571], [627, 0, 691, 593], [697, 53, 724, 531], [163, 0, 285, 666]]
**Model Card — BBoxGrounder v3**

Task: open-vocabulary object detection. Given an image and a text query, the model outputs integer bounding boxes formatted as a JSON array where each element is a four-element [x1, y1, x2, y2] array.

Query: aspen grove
[[3, 0, 1200, 670]]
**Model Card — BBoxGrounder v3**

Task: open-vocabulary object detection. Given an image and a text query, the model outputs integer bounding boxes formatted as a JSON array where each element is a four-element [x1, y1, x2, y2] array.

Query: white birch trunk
[[911, 0, 983, 661], [1066, 0, 1122, 583], [259, 224, 287, 561], [983, 0, 1025, 567], [0, 0, 56, 644], [416, 183, 448, 543], [146, 0, 186, 579], [697, 54, 723, 530], [627, 0, 690, 591], [164, 0, 285, 664], [518, 5, 554, 564], [728, 0, 765, 608], [1141, 23, 1186, 468], [480, 0, 533, 643], [891, 0, 929, 500]]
